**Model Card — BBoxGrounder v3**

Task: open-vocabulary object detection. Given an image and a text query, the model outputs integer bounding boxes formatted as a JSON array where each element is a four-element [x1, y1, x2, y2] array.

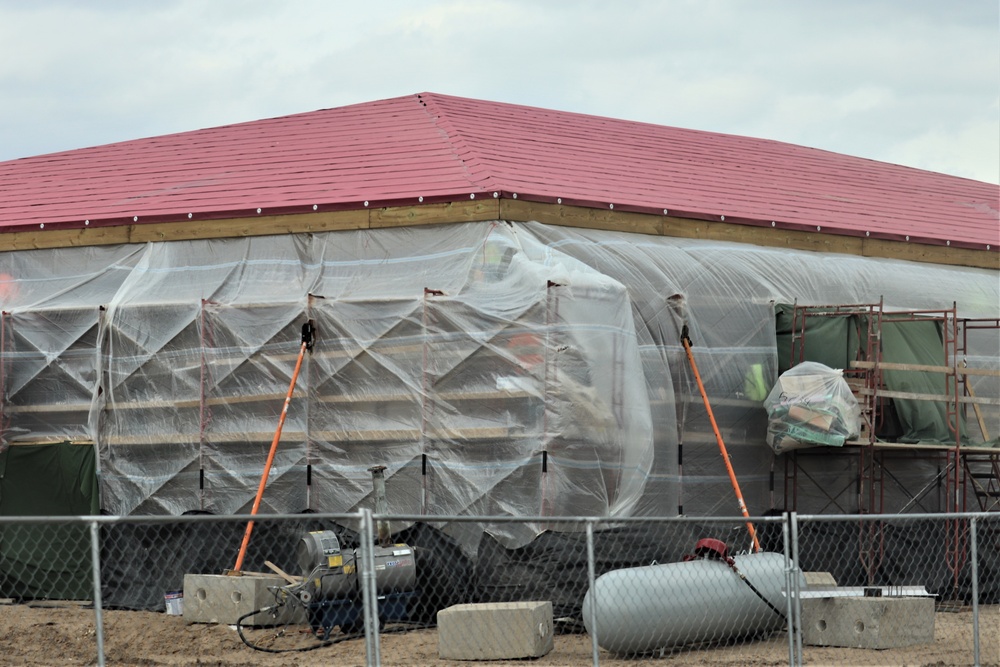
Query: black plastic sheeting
[[98, 515, 472, 623], [96, 517, 999, 617], [473, 522, 709, 619], [100, 512, 326, 611], [474, 519, 1000, 619]]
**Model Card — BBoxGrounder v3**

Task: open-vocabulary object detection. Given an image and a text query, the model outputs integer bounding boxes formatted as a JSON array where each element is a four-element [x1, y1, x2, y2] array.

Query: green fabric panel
[[775, 305, 961, 444], [775, 304, 855, 374], [0, 444, 98, 599], [881, 319, 965, 444]]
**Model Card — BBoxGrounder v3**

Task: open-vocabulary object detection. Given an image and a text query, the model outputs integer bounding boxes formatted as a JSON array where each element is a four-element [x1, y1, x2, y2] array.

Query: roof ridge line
[[416, 93, 500, 193]]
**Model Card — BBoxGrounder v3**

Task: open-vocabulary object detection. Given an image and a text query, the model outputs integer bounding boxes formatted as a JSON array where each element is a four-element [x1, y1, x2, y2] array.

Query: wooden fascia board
[[0, 198, 995, 270], [369, 199, 500, 228], [128, 210, 371, 243], [0, 200, 499, 252], [858, 237, 997, 270], [500, 199, 1000, 271], [0, 210, 367, 251]]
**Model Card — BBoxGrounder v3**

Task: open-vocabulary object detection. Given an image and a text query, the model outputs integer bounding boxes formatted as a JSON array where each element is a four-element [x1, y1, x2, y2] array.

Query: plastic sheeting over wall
[[1, 221, 998, 547]]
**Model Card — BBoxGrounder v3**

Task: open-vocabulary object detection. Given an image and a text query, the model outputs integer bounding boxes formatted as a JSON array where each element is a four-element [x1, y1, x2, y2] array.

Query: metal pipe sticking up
[[369, 465, 392, 547]]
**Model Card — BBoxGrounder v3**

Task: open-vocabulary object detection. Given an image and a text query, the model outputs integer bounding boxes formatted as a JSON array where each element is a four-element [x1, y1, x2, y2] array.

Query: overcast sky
[[1, 1, 998, 183]]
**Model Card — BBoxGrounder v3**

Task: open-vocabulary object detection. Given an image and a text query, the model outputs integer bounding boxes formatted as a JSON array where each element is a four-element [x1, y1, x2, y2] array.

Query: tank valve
[[683, 538, 733, 564]]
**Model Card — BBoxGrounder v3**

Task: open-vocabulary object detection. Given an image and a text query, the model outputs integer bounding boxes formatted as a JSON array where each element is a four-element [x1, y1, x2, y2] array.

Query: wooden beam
[[850, 360, 1000, 377], [128, 210, 369, 243], [863, 237, 999, 271], [866, 441, 1000, 454], [856, 387, 1000, 406], [1, 199, 995, 270], [0, 211, 370, 251], [0, 225, 132, 251], [501, 199, 662, 235], [370, 199, 499, 228], [500, 200, 996, 269], [666, 216, 867, 255], [7, 438, 94, 446]]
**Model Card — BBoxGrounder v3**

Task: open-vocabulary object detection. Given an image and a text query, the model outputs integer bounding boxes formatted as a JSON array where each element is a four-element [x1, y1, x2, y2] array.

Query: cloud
[[891, 116, 1000, 182], [0, 0, 996, 183]]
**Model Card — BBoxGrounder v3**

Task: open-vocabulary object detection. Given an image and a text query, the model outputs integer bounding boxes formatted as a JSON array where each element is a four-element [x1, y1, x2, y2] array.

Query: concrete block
[[183, 573, 305, 626], [438, 601, 553, 660], [801, 596, 934, 649], [803, 571, 837, 588]]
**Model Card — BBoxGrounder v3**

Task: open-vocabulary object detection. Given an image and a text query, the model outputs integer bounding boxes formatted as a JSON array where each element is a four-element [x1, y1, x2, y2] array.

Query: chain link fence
[[0, 512, 995, 666]]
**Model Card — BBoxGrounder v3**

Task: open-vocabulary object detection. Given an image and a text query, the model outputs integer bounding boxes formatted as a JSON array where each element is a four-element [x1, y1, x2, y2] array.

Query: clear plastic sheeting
[[763, 362, 861, 453], [1, 221, 998, 547]]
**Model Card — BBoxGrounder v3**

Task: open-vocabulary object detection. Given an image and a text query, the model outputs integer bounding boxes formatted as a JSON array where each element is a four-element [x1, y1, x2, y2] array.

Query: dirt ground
[[0, 601, 995, 667]]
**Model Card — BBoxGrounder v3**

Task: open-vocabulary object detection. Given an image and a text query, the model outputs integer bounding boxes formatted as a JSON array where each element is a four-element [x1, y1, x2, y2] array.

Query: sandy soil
[[0, 601, 995, 667]]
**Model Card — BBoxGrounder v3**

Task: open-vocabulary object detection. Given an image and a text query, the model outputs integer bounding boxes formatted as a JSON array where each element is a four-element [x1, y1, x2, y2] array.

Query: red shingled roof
[[1, 92, 997, 250]]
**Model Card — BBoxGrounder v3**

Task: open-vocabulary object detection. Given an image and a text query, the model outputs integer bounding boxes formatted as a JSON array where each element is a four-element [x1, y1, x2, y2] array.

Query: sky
[[1, 0, 998, 184]]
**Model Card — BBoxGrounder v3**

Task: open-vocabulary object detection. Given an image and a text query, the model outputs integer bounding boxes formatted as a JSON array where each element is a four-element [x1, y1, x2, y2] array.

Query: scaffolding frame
[[782, 301, 1000, 590]]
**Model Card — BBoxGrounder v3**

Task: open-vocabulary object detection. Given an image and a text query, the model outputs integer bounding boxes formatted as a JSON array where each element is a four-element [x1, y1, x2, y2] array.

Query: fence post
[[781, 514, 797, 667], [358, 509, 381, 667], [89, 520, 106, 667], [790, 512, 803, 665], [585, 519, 599, 666], [970, 516, 979, 667]]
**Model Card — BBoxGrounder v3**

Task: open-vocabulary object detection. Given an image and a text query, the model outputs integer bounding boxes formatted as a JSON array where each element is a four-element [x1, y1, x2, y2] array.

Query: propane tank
[[582, 540, 801, 655], [296, 530, 416, 603]]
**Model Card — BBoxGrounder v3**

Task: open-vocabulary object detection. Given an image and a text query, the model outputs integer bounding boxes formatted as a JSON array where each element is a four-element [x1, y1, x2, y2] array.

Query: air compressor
[[289, 529, 417, 640]]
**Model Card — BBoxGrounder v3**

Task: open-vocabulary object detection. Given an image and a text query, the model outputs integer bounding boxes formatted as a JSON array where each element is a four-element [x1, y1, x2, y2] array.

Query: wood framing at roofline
[[500, 200, 999, 270], [0, 200, 995, 270]]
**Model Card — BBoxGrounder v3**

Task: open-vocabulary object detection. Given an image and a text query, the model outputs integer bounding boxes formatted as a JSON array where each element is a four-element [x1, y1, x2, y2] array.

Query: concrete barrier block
[[438, 601, 554, 660], [183, 573, 305, 626], [803, 571, 837, 588], [802, 596, 934, 649]]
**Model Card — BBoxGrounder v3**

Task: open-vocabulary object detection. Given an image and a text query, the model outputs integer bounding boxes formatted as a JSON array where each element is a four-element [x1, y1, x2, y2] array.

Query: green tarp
[[0, 443, 99, 599], [775, 304, 962, 444], [775, 304, 859, 373], [881, 316, 967, 444]]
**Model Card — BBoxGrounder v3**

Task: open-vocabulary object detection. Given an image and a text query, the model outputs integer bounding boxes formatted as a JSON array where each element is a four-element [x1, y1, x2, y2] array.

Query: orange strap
[[681, 330, 761, 552], [232, 338, 309, 572]]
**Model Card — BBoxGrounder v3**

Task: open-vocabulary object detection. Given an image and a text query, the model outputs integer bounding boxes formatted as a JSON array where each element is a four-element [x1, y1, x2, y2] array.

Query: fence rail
[[0, 512, 995, 666]]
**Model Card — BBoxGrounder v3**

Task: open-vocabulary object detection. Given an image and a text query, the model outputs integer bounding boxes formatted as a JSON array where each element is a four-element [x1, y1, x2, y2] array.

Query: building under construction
[[0, 93, 997, 605]]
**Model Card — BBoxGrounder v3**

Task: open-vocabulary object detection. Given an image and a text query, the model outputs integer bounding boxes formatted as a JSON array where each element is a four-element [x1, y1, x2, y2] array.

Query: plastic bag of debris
[[763, 362, 861, 454]]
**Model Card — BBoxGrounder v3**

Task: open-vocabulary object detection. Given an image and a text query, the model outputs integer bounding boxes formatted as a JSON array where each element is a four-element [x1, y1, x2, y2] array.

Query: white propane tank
[[582, 540, 801, 655]]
